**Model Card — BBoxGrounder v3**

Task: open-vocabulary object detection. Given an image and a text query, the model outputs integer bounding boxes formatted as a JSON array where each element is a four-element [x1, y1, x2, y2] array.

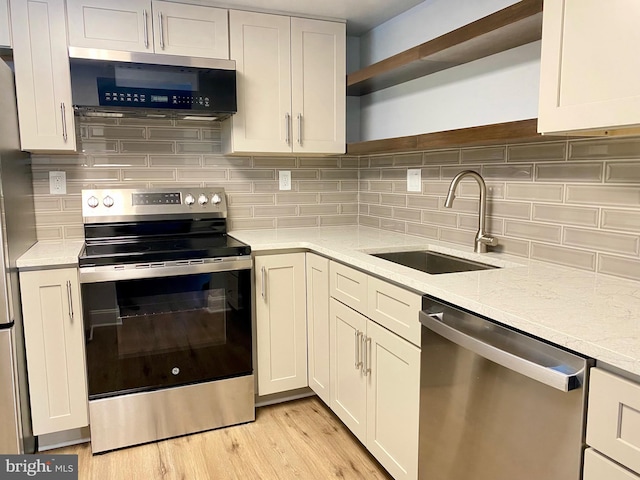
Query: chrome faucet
[[444, 170, 497, 253]]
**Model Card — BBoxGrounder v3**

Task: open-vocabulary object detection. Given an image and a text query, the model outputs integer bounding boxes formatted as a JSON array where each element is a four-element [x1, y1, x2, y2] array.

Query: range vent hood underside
[[74, 106, 230, 121]]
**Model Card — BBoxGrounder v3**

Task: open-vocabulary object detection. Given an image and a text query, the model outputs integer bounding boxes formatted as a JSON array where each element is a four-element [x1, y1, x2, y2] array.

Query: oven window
[[82, 270, 252, 399]]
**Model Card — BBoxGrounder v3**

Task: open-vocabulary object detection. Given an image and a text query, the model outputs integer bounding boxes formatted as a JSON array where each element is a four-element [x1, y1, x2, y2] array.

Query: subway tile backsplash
[[31, 120, 640, 281], [358, 137, 640, 277]]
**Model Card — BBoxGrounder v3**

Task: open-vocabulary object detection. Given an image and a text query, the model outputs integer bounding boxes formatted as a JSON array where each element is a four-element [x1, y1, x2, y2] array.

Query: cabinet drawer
[[330, 262, 368, 315], [367, 276, 421, 346], [587, 368, 640, 475], [584, 449, 639, 480]]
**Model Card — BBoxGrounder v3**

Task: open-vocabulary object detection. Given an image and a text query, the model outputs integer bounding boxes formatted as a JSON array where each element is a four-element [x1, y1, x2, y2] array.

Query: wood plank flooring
[[49, 396, 393, 480]]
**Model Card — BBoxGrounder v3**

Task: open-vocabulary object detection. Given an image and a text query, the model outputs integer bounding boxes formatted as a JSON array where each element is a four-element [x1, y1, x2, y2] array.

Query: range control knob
[[87, 196, 99, 208], [184, 194, 195, 206], [103, 196, 114, 208], [198, 194, 208, 206], [211, 193, 222, 205]]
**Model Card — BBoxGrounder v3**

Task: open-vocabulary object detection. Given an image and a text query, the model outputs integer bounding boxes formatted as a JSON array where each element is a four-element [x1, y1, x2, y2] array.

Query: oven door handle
[[79, 257, 252, 283]]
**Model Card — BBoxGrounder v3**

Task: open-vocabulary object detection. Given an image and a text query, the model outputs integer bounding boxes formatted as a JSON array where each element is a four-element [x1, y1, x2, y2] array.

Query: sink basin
[[371, 250, 498, 275]]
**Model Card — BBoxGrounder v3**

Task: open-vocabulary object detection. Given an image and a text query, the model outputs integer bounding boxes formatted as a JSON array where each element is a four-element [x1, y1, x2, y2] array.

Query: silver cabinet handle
[[158, 12, 164, 49], [297, 113, 302, 146], [354, 330, 362, 369], [60, 103, 67, 141], [364, 336, 371, 376], [261, 266, 266, 299], [143, 9, 149, 48], [284, 113, 290, 145], [419, 311, 583, 392], [66, 280, 74, 321]]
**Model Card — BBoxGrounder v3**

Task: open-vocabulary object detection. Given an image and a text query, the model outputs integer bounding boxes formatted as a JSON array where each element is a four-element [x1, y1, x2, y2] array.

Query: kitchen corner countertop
[[16, 240, 85, 270], [230, 226, 640, 377]]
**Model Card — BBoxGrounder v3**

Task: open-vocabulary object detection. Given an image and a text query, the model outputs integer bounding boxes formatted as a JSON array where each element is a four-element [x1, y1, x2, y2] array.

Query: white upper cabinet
[[538, 0, 640, 135], [67, 0, 152, 53], [66, 0, 229, 59], [11, 0, 77, 152], [290, 17, 345, 154], [223, 10, 345, 155], [224, 11, 292, 154], [0, 0, 11, 47], [151, 1, 228, 59]]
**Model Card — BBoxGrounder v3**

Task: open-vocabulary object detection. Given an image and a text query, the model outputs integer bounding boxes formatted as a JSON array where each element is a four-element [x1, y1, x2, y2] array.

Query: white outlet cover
[[49, 171, 67, 195], [407, 169, 421, 192], [279, 170, 291, 191]]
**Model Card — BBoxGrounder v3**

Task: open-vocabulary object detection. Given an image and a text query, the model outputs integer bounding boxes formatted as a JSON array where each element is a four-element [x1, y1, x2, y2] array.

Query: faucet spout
[[443, 170, 497, 253]]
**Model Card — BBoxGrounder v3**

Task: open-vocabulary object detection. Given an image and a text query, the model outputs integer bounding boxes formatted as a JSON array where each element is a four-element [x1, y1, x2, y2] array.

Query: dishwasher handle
[[420, 311, 584, 392]]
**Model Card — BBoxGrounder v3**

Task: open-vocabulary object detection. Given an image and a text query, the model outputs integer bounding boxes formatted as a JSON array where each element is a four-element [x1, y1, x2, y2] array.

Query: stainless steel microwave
[[69, 47, 236, 120]]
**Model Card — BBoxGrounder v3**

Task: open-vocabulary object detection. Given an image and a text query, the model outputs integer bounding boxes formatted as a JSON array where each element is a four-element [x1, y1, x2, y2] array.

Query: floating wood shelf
[[347, 0, 543, 96], [346, 119, 573, 155]]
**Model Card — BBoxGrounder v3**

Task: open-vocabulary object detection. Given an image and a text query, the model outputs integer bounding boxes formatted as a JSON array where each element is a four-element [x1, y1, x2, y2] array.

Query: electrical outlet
[[407, 169, 421, 192], [279, 170, 291, 191], [49, 171, 67, 195]]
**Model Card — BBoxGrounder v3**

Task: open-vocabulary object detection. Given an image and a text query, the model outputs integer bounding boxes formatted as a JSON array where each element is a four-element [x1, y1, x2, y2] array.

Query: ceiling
[[196, 0, 425, 35]]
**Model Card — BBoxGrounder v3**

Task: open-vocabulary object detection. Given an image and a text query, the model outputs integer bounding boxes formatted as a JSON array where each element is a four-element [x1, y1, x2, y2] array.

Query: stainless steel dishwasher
[[419, 296, 593, 480]]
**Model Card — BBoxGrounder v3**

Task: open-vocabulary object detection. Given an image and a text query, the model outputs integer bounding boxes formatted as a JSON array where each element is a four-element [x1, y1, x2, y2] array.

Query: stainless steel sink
[[371, 250, 498, 275]]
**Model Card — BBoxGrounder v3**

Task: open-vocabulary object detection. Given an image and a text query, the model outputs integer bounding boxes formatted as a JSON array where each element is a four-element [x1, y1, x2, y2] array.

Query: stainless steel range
[[78, 188, 254, 453]]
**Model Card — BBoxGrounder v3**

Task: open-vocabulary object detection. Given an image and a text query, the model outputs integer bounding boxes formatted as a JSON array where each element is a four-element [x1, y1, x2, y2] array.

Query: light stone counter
[[16, 240, 84, 270], [230, 225, 640, 377]]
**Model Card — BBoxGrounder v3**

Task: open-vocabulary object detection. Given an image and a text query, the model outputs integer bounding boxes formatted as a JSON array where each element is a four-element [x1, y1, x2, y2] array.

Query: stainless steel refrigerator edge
[[419, 296, 592, 480], [0, 58, 37, 454]]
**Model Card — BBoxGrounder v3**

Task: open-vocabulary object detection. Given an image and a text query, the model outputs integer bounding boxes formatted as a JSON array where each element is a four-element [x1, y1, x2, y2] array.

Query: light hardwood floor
[[49, 396, 393, 480]]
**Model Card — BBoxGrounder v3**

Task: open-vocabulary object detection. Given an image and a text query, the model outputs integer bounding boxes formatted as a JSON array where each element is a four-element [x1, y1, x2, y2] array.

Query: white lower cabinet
[[584, 449, 639, 480], [586, 368, 640, 477], [19, 268, 88, 436], [330, 298, 368, 441], [306, 253, 331, 405], [255, 253, 308, 396], [330, 298, 420, 480]]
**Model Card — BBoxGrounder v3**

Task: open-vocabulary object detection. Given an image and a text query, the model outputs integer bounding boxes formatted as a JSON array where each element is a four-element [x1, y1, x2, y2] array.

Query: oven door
[[80, 259, 252, 400]]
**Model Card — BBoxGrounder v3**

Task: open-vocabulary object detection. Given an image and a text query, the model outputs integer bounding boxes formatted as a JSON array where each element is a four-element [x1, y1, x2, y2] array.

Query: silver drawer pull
[[354, 330, 362, 369], [66, 280, 74, 321]]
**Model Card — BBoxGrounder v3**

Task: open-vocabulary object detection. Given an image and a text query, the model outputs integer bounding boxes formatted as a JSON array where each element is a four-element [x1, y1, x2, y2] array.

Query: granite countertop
[[17, 240, 84, 269], [230, 226, 640, 377]]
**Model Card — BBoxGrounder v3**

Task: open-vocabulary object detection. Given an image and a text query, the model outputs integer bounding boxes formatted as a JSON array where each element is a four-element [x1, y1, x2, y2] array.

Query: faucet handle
[[478, 234, 498, 247]]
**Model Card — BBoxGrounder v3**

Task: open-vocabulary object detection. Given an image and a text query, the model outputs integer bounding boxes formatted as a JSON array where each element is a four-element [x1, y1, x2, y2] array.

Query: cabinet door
[[255, 253, 307, 396], [306, 253, 330, 405], [366, 320, 420, 480], [224, 10, 291, 154], [152, 2, 228, 59], [20, 268, 88, 436], [538, 0, 640, 134], [291, 18, 345, 154], [67, 0, 152, 53], [10, 0, 77, 152], [330, 298, 367, 443], [584, 449, 639, 480], [587, 368, 640, 474], [0, 0, 10, 47]]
